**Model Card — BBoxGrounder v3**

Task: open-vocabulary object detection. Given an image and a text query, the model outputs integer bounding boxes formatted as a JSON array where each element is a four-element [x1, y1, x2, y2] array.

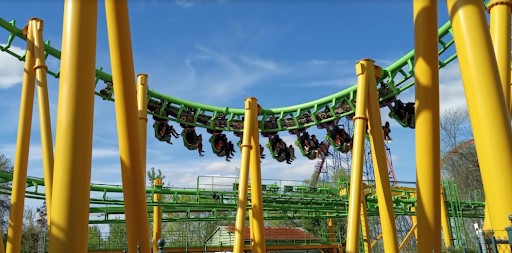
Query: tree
[[147, 167, 165, 186], [20, 208, 46, 253], [88, 225, 104, 250], [440, 108, 481, 200], [0, 154, 13, 243]]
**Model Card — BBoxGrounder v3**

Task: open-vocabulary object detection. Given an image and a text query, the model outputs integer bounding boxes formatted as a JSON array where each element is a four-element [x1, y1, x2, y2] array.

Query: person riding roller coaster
[[383, 121, 392, 143], [99, 81, 113, 99], [267, 134, 295, 164], [325, 124, 353, 153], [153, 116, 180, 144], [211, 132, 234, 162], [388, 99, 415, 128], [180, 124, 205, 157], [295, 131, 330, 160]]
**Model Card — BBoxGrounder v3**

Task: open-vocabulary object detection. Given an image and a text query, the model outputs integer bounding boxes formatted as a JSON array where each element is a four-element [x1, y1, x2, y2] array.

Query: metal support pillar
[[360, 196, 372, 253], [488, 0, 512, 117], [105, 0, 150, 251], [137, 74, 148, 179], [48, 0, 98, 251], [32, 18, 54, 227], [153, 178, 163, 253], [415, 0, 441, 251], [249, 98, 266, 253], [6, 18, 36, 253], [441, 188, 453, 249], [233, 97, 256, 253], [346, 59, 371, 253], [447, 0, 512, 240], [366, 65, 399, 252]]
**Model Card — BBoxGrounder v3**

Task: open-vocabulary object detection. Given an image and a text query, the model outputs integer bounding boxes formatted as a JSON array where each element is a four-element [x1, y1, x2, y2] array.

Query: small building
[[206, 226, 326, 253]]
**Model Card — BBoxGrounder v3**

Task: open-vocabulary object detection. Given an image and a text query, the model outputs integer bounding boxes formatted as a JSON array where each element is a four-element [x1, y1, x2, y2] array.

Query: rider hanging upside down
[[153, 116, 180, 144], [268, 134, 295, 164], [297, 131, 330, 160], [181, 125, 205, 157], [213, 133, 234, 162], [383, 121, 392, 143], [388, 99, 415, 128], [327, 125, 353, 153]]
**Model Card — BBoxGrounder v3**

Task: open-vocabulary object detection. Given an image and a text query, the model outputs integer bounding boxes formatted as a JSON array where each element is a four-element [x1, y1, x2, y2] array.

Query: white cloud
[[0, 45, 24, 88], [439, 61, 468, 113], [92, 147, 120, 159]]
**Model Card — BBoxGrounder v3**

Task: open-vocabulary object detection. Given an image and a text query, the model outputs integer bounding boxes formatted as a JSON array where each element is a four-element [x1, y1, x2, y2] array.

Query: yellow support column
[[440, 188, 453, 249], [447, 0, 512, 240], [366, 65, 399, 252], [327, 218, 336, 244], [32, 18, 54, 227], [152, 178, 163, 253], [6, 20, 36, 253], [105, 0, 150, 251], [249, 98, 266, 253], [399, 223, 418, 251], [137, 74, 148, 179], [233, 97, 256, 253], [48, 0, 98, 251], [488, 0, 512, 117], [345, 59, 371, 253], [360, 196, 372, 253], [415, 0, 441, 251]]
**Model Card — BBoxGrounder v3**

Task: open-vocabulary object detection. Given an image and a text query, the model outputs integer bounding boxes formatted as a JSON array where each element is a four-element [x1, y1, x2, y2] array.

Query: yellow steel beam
[[415, 0, 441, 251], [366, 65, 399, 252], [447, 0, 512, 241], [32, 18, 54, 228], [345, 59, 371, 253], [105, 0, 150, 251], [398, 223, 418, 251], [6, 19, 36, 253], [488, 0, 512, 117], [249, 98, 266, 253], [137, 74, 148, 179], [48, 0, 98, 251], [440, 188, 453, 249], [152, 178, 163, 253], [360, 198, 372, 253], [233, 97, 256, 253]]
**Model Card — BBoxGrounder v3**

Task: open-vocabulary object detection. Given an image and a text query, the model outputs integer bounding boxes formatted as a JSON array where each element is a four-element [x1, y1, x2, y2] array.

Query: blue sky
[[0, 0, 469, 208]]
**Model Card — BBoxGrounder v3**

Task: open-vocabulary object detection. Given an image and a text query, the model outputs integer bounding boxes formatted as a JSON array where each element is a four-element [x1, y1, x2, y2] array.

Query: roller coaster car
[[324, 126, 352, 153], [266, 135, 294, 163], [181, 129, 199, 150], [377, 83, 396, 108], [152, 121, 170, 142], [292, 130, 317, 160], [99, 81, 113, 100], [208, 134, 227, 157], [265, 141, 287, 162], [294, 139, 317, 160], [388, 100, 415, 129]]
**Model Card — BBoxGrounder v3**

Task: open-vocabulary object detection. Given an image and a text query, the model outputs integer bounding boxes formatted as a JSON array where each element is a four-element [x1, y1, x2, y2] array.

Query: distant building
[[206, 226, 325, 253]]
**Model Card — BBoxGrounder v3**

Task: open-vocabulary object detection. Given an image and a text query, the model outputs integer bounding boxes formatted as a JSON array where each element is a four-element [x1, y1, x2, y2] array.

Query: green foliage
[[0, 154, 13, 235], [147, 167, 166, 186], [107, 222, 128, 249], [88, 225, 104, 250], [20, 208, 47, 253]]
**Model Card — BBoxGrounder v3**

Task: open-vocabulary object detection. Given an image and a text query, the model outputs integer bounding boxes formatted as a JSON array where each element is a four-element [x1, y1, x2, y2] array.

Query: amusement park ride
[[0, 0, 511, 252]]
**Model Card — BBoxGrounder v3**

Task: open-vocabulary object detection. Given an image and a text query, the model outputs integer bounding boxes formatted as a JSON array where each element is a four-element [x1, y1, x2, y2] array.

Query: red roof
[[223, 226, 321, 241]]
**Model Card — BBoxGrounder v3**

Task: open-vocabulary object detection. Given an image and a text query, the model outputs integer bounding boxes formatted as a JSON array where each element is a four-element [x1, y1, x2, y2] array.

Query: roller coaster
[[0, 0, 511, 252]]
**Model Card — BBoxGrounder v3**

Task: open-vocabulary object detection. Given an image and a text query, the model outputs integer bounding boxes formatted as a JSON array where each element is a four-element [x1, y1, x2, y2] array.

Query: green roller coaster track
[[0, 171, 485, 224], [0, 17, 457, 133]]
